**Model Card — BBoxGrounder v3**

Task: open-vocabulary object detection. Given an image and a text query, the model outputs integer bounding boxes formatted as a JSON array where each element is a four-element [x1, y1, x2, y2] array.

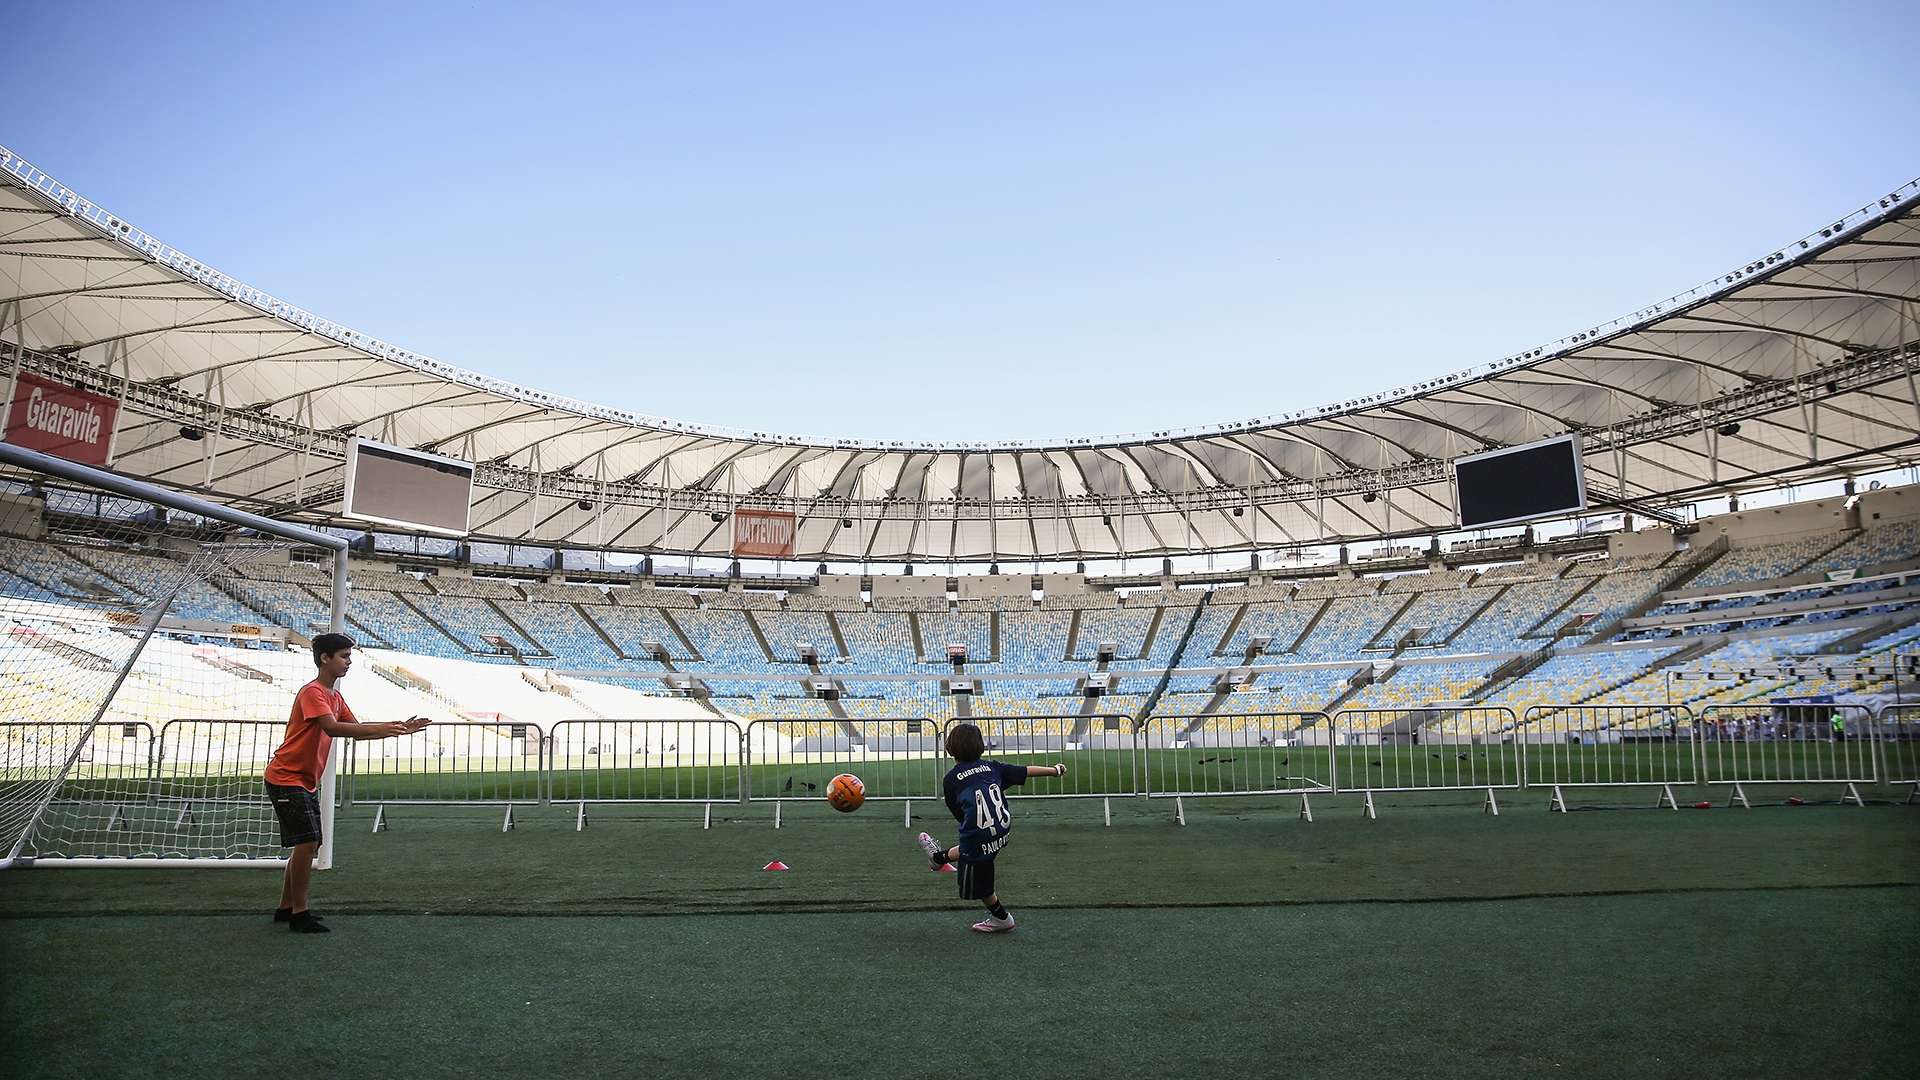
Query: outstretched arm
[[316, 713, 432, 740], [1023, 763, 1068, 779]]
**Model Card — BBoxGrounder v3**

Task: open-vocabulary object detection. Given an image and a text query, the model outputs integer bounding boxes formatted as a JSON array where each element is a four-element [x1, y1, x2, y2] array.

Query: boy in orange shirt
[[264, 633, 430, 933]]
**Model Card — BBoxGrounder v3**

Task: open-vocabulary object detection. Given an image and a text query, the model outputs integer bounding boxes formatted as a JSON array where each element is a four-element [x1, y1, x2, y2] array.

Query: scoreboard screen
[[1452, 435, 1587, 529], [343, 437, 474, 536]]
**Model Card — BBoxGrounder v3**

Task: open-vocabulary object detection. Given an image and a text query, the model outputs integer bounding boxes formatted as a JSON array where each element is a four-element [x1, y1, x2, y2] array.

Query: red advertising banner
[[732, 509, 797, 557], [4, 372, 120, 466]]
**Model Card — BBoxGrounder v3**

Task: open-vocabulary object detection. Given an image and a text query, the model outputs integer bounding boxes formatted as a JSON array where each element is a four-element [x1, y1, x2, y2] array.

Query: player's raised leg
[[916, 831, 948, 870]]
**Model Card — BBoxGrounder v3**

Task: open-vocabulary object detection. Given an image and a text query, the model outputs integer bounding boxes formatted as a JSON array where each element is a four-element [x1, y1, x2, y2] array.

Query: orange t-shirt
[[264, 680, 355, 791]]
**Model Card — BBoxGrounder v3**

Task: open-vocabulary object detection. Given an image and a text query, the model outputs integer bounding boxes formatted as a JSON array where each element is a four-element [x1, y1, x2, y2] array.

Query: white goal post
[[0, 441, 350, 870]]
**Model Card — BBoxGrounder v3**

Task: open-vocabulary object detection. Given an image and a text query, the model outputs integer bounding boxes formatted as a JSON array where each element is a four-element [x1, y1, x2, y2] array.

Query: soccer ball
[[826, 773, 865, 813]]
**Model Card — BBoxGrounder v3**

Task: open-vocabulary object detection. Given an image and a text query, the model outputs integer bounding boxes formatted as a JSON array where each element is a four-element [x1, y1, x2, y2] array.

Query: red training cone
[[762, 861, 789, 872], [938, 863, 957, 873], [1691, 801, 1712, 809], [1786, 796, 1806, 806]]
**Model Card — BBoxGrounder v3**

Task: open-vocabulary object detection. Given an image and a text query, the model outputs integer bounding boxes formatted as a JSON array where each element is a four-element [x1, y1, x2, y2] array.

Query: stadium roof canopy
[[3, 145, 1918, 562]]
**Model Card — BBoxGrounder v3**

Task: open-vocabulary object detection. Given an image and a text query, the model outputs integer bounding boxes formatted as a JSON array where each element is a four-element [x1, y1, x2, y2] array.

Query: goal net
[[0, 444, 347, 868]]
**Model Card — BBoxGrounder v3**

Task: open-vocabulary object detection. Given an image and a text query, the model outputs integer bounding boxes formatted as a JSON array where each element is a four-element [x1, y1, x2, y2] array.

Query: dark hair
[[311, 632, 356, 666], [945, 722, 984, 762]]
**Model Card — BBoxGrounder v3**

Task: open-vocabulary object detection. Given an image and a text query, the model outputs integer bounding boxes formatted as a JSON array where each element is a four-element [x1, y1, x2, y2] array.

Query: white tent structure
[[3, 144, 1917, 561]]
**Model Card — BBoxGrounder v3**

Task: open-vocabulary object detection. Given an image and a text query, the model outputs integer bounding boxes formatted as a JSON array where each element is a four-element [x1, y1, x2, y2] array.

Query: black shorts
[[265, 782, 323, 847], [956, 857, 996, 901]]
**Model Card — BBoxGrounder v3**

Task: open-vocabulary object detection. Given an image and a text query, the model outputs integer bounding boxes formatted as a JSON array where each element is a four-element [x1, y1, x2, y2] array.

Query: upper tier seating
[[1799, 520, 1920, 574], [1687, 533, 1849, 589]]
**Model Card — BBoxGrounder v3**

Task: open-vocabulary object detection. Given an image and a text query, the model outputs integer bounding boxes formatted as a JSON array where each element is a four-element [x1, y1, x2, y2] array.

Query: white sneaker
[[970, 915, 1016, 933], [916, 831, 945, 871]]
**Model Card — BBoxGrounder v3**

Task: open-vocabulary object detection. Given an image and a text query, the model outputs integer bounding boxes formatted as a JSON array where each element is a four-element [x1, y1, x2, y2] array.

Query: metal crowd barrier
[[1876, 704, 1918, 797], [0, 720, 158, 850], [1333, 706, 1521, 816], [157, 718, 286, 810], [1520, 704, 1696, 809], [1698, 703, 1877, 806], [351, 719, 546, 830], [1143, 711, 1332, 823], [0, 720, 156, 803], [550, 718, 743, 829], [745, 717, 942, 808], [151, 719, 289, 854]]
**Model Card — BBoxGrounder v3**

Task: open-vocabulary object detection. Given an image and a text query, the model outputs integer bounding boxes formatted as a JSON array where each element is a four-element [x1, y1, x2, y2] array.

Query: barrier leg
[[501, 805, 515, 833], [1298, 794, 1313, 822], [1726, 783, 1751, 809], [1362, 790, 1377, 819], [1174, 796, 1186, 827], [371, 804, 387, 833], [704, 802, 713, 830], [1658, 784, 1679, 811], [575, 800, 588, 831], [903, 800, 911, 829], [174, 804, 193, 829], [1548, 785, 1567, 813], [1906, 781, 1918, 806], [106, 805, 126, 832], [1103, 796, 1111, 828], [1842, 783, 1864, 807], [774, 799, 783, 829], [1483, 788, 1500, 816]]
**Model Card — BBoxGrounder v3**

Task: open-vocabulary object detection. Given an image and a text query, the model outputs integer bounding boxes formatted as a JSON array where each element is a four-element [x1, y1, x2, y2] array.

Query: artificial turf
[[2, 792, 1915, 1079]]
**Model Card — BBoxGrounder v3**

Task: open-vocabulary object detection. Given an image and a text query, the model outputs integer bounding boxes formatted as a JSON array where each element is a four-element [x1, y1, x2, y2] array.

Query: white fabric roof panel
[[3, 145, 1917, 560]]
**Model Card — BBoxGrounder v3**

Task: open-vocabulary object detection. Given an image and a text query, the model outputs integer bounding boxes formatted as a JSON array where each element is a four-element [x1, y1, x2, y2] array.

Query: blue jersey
[[943, 759, 1027, 860]]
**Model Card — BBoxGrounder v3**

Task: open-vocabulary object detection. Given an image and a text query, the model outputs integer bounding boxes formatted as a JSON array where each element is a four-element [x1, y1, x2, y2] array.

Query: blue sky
[[8, 1, 1917, 443]]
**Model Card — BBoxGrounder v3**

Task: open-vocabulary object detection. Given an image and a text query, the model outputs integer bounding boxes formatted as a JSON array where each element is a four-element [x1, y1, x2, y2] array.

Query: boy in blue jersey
[[916, 722, 1066, 933]]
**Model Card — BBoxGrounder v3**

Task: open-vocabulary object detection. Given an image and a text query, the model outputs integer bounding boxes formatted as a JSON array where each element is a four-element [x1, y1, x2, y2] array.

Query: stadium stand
[[2, 513, 1914, 727]]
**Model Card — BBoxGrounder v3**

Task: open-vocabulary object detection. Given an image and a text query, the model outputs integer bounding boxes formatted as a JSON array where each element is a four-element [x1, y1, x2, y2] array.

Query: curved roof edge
[[5, 142, 1914, 452]]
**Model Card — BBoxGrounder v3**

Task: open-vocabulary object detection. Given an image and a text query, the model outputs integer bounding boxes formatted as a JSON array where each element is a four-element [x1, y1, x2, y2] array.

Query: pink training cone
[[939, 863, 956, 873], [762, 861, 789, 871]]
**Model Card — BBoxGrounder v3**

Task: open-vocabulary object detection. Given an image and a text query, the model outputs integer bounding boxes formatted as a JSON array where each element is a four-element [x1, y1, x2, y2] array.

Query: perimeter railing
[[744, 716, 942, 827], [0, 720, 156, 806], [350, 720, 546, 830], [550, 718, 743, 829], [1698, 703, 1877, 806], [1520, 704, 1697, 809], [156, 719, 291, 819], [1874, 705, 1918, 798], [1142, 711, 1333, 822], [1333, 707, 1521, 815]]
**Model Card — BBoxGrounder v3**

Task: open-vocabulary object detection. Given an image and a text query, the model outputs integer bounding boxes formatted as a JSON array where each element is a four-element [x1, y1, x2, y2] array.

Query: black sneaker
[[287, 912, 331, 934]]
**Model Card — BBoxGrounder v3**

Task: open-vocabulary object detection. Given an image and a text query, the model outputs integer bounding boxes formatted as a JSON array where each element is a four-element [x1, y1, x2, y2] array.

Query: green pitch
[[2, 787, 1916, 1079]]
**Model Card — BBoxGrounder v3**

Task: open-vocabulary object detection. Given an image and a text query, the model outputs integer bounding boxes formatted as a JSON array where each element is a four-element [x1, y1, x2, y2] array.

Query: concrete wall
[[1697, 493, 1852, 548], [869, 573, 946, 599], [1609, 526, 1684, 559], [957, 574, 1030, 599], [1038, 572, 1087, 597], [1857, 483, 1920, 527], [807, 573, 864, 599]]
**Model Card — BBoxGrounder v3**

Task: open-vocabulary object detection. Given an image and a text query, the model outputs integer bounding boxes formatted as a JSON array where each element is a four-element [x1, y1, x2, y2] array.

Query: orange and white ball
[[826, 773, 866, 812]]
